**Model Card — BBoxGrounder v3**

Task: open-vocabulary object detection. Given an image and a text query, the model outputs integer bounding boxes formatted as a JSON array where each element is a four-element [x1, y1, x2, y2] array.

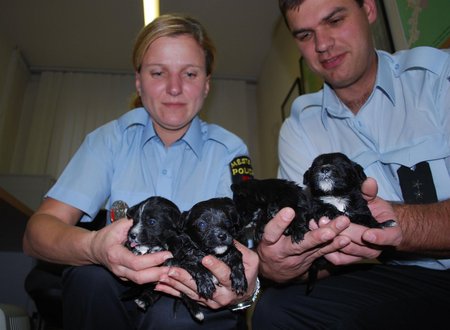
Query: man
[[252, 0, 450, 328]]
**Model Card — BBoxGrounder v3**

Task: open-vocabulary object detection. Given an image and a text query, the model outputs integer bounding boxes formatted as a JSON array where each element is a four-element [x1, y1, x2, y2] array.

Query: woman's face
[[135, 34, 210, 144]]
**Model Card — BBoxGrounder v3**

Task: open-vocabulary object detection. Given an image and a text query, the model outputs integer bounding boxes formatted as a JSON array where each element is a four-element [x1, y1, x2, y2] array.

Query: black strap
[[397, 161, 437, 204]]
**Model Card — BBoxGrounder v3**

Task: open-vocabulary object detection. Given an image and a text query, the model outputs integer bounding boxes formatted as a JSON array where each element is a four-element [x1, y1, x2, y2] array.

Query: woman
[[23, 14, 259, 330]]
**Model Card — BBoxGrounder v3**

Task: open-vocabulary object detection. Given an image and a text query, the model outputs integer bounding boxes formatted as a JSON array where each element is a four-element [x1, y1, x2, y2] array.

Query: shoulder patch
[[230, 156, 254, 184]]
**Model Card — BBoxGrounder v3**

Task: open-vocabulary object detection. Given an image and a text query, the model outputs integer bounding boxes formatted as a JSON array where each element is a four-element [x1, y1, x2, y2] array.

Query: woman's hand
[[154, 241, 259, 309], [89, 218, 172, 283]]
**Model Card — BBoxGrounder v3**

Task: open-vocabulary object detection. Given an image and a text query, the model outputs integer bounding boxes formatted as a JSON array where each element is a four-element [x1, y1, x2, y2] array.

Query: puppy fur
[[303, 152, 396, 292], [303, 152, 396, 229], [231, 178, 313, 245], [166, 197, 248, 321], [122, 196, 181, 310]]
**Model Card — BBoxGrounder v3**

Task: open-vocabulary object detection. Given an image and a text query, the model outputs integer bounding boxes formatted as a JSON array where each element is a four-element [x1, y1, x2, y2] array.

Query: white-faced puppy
[[302, 153, 396, 293], [121, 196, 181, 310], [166, 197, 247, 321], [231, 178, 313, 245], [125, 196, 181, 255], [303, 152, 396, 229]]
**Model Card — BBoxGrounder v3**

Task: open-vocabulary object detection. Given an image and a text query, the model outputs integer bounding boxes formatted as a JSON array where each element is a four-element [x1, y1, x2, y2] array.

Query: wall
[[201, 79, 261, 175], [256, 18, 300, 178], [0, 62, 258, 181], [0, 35, 30, 173], [0, 32, 13, 94]]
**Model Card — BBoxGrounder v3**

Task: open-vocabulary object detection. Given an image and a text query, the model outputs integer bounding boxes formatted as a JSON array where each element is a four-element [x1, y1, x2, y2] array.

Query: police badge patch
[[230, 156, 254, 184]]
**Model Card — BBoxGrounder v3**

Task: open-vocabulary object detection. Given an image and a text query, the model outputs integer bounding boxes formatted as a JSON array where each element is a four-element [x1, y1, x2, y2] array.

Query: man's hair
[[278, 0, 364, 22]]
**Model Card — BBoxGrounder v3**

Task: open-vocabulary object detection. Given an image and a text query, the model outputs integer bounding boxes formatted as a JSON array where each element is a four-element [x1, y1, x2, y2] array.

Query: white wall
[[201, 79, 261, 175], [0, 53, 259, 181], [0, 36, 30, 173], [256, 18, 300, 178]]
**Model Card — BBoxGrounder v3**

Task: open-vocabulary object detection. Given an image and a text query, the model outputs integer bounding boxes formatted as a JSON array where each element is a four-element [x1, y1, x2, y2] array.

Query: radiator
[[0, 304, 30, 330]]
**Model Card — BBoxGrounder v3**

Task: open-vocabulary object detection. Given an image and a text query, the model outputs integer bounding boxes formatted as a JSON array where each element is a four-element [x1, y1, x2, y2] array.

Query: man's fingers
[[261, 207, 295, 244], [361, 177, 378, 201], [362, 226, 403, 247]]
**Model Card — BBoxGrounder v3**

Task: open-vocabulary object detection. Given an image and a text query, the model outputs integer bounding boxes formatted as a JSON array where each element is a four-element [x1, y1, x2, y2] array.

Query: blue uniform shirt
[[279, 47, 450, 269], [47, 107, 250, 222]]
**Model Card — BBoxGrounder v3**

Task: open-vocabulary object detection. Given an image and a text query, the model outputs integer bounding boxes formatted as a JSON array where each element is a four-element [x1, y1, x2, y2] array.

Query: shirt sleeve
[[46, 123, 118, 220], [216, 143, 250, 197]]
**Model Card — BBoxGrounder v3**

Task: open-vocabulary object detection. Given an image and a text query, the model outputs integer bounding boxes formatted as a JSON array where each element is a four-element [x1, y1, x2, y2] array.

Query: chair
[[24, 210, 107, 330]]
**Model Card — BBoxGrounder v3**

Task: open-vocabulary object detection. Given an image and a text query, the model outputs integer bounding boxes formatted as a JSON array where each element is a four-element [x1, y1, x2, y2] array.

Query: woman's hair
[[130, 14, 216, 108]]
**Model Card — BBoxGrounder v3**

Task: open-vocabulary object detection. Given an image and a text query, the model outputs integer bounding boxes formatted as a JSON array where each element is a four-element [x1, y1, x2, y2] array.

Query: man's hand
[[316, 177, 403, 264], [256, 207, 351, 282]]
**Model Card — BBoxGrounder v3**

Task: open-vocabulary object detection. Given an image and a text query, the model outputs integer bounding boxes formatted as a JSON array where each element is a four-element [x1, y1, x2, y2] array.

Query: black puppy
[[303, 152, 396, 229], [231, 178, 313, 246], [167, 197, 248, 321], [303, 152, 396, 292], [121, 196, 181, 310]]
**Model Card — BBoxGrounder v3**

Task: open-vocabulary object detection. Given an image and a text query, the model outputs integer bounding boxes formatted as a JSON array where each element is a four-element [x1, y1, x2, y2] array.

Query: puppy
[[167, 197, 248, 321], [303, 152, 396, 292], [121, 196, 181, 310], [231, 178, 313, 246], [303, 152, 396, 229]]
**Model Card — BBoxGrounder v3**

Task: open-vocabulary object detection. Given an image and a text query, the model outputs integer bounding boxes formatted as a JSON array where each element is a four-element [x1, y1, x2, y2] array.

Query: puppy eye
[[146, 218, 157, 226], [197, 220, 207, 231]]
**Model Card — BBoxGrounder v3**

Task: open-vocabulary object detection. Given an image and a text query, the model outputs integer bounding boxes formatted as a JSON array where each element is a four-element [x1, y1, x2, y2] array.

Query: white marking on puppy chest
[[320, 196, 349, 213]]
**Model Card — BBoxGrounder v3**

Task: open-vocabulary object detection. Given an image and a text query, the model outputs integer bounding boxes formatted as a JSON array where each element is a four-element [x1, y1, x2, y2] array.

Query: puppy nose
[[218, 233, 228, 241]]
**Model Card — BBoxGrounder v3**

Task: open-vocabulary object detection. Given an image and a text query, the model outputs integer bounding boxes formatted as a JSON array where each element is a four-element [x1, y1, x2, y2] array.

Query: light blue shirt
[[47, 107, 249, 222], [279, 47, 450, 269]]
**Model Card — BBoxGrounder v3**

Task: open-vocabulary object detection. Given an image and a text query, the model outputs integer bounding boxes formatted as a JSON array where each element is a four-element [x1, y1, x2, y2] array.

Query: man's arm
[[391, 201, 450, 256]]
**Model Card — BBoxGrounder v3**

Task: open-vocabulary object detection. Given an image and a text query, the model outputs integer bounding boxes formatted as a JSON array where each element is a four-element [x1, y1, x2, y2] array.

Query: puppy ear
[[225, 202, 242, 234], [178, 210, 190, 230], [303, 168, 311, 186], [126, 203, 139, 219], [352, 162, 367, 184]]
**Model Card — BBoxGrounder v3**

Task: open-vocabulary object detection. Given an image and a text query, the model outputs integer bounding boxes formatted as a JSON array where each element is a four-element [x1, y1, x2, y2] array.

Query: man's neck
[[334, 51, 378, 114], [340, 89, 372, 114]]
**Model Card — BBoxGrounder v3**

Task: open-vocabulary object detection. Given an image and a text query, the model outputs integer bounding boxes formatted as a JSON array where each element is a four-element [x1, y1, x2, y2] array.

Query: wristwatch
[[229, 277, 261, 311]]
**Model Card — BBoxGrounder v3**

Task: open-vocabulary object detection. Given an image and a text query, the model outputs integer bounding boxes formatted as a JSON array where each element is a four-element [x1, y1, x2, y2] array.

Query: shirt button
[[162, 169, 167, 175]]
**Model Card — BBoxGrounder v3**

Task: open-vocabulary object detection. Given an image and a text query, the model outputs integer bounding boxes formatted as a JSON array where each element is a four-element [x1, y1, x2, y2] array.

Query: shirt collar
[[125, 108, 203, 157], [181, 116, 203, 158], [136, 110, 203, 158], [321, 50, 396, 125], [374, 50, 396, 106]]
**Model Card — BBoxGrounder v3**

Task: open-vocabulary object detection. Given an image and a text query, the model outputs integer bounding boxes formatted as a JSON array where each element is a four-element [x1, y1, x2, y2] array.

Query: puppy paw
[[231, 277, 248, 296], [180, 293, 205, 322], [196, 276, 216, 300], [230, 265, 248, 295], [134, 298, 149, 311]]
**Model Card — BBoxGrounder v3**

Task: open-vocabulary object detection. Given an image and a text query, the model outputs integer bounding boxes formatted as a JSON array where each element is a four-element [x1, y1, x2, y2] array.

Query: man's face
[[286, 0, 377, 91]]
